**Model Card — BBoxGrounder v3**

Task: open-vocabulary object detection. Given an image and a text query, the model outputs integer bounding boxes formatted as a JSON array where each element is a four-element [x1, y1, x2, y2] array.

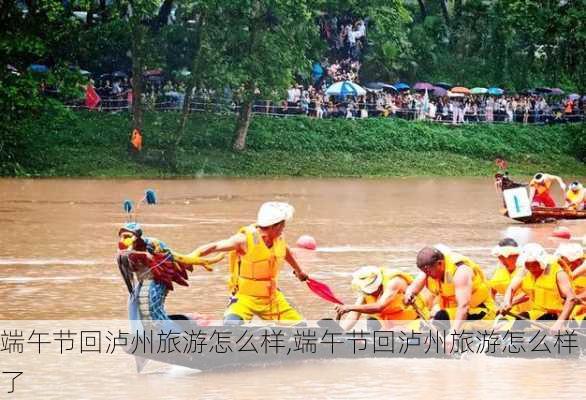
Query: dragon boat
[[116, 224, 584, 371], [495, 173, 586, 223]]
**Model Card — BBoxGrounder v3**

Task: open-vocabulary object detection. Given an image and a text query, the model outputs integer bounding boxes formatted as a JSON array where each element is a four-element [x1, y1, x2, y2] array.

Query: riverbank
[[4, 110, 585, 177]]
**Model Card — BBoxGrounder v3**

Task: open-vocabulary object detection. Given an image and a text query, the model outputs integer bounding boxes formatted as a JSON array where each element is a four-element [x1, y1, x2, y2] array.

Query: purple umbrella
[[568, 93, 580, 100], [550, 88, 564, 95], [432, 86, 448, 97], [414, 82, 434, 91]]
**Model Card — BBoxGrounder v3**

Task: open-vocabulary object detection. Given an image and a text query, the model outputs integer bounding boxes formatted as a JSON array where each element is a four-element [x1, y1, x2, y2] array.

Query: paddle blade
[[306, 278, 344, 305]]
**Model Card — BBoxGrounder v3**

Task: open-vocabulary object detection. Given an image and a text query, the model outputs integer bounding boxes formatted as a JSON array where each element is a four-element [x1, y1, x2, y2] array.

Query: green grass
[[4, 110, 585, 177]]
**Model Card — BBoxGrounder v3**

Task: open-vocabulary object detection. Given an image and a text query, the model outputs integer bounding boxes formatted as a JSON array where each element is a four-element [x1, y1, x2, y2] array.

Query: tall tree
[[224, 0, 319, 152]]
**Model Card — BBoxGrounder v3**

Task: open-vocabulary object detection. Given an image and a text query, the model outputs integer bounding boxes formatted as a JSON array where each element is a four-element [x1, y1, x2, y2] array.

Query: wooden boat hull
[[507, 207, 586, 224]]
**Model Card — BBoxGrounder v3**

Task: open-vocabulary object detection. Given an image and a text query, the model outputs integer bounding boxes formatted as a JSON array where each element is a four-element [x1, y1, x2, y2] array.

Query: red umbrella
[[306, 278, 344, 305]]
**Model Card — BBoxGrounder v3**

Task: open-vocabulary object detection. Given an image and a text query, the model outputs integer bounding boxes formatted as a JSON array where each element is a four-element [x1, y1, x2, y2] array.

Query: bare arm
[[551, 175, 566, 191], [502, 273, 524, 311], [572, 263, 586, 280], [452, 265, 473, 332], [554, 270, 577, 327], [285, 247, 308, 281], [338, 296, 364, 331], [404, 271, 427, 304], [198, 233, 246, 256]]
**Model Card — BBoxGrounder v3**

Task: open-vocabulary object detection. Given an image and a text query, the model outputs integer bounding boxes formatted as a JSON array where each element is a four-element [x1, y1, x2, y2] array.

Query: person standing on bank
[[196, 202, 309, 325]]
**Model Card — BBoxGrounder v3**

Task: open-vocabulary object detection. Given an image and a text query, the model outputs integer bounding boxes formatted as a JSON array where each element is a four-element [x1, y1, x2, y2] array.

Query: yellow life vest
[[531, 179, 551, 195], [489, 266, 514, 295], [363, 269, 419, 321], [426, 251, 494, 311], [228, 224, 286, 298], [565, 188, 585, 205], [489, 266, 532, 313], [558, 256, 586, 295], [521, 260, 565, 316]]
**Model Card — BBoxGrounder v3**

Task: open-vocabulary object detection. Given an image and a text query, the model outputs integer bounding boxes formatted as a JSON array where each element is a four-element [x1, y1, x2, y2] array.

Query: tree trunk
[[439, 0, 450, 26], [417, 0, 428, 21], [231, 1, 260, 152], [233, 99, 253, 152], [128, 14, 147, 155], [454, 0, 462, 20], [175, 14, 204, 147], [130, 17, 146, 154]]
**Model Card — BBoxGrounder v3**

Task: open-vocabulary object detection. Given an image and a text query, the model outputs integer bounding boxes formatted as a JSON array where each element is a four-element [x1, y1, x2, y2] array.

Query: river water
[[0, 178, 585, 399]]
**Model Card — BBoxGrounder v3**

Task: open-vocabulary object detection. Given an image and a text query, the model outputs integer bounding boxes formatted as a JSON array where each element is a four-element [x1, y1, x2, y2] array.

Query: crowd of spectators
[[259, 89, 585, 124], [78, 11, 584, 124]]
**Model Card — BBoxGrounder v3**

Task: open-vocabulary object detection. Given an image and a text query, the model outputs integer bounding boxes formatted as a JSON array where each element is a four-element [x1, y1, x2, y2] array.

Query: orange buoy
[[297, 235, 317, 250], [552, 226, 571, 240]]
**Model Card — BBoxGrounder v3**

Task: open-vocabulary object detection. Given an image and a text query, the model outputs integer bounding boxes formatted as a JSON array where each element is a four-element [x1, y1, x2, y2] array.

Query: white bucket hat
[[351, 266, 383, 295], [491, 245, 520, 257], [569, 181, 583, 192], [256, 202, 294, 227], [555, 243, 584, 262], [517, 243, 549, 270]]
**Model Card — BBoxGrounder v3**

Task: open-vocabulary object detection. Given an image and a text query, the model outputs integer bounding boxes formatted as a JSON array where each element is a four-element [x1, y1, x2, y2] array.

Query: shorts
[[224, 290, 303, 324]]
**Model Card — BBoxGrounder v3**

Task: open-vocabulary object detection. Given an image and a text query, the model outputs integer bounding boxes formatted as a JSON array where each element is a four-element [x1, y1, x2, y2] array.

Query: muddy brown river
[[0, 178, 584, 399]]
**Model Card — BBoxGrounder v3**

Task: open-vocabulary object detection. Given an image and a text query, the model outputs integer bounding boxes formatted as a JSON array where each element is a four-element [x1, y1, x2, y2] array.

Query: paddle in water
[[306, 278, 344, 305]]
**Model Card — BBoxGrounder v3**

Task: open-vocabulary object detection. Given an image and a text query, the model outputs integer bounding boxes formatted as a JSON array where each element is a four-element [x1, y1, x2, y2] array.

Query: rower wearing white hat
[[196, 202, 309, 325], [488, 238, 531, 314], [500, 243, 577, 331], [564, 181, 585, 210], [334, 266, 428, 331]]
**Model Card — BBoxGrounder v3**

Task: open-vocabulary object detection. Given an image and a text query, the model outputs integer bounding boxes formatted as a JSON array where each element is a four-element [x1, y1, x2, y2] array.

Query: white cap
[[555, 243, 584, 262], [517, 243, 549, 270], [491, 245, 520, 257], [351, 266, 383, 294], [256, 202, 294, 227]]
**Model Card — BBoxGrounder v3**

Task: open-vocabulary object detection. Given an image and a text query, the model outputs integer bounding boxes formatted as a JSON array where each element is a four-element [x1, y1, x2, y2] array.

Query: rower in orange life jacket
[[500, 243, 577, 332], [334, 266, 429, 331], [195, 202, 309, 325], [404, 245, 496, 334], [529, 172, 566, 208], [564, 181, 586, 211], [554, 243, 586, 322]]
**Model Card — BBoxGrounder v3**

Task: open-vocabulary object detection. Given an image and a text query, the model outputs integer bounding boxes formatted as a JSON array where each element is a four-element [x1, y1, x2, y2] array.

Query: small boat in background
[[495, 173, 586, 224]]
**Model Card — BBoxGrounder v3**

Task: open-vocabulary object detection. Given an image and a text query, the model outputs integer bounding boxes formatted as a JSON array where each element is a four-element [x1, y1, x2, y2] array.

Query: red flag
[[85, 84, 101, 110]]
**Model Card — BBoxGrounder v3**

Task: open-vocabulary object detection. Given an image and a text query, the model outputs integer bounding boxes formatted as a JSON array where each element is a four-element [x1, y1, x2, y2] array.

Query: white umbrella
[[325, 81, 366, 97]]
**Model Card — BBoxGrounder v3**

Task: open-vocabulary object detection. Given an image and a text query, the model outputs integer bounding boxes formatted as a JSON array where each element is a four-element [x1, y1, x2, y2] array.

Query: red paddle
[[306, 278, 344, 305]]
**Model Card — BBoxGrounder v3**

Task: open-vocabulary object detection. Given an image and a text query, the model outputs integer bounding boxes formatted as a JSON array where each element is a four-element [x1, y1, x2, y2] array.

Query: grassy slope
[[9, 110, 585, 177]]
